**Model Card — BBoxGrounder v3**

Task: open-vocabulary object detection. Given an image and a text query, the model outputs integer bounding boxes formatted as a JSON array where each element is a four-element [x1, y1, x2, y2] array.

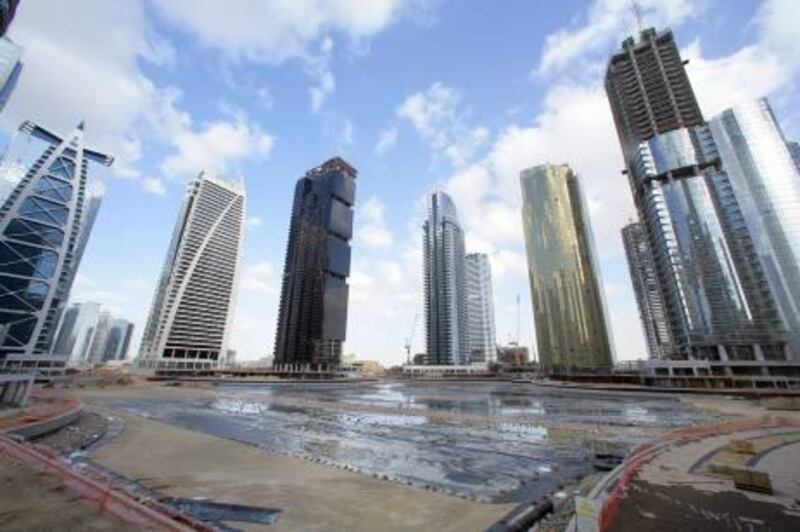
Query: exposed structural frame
[[0, 120, 112, 374]]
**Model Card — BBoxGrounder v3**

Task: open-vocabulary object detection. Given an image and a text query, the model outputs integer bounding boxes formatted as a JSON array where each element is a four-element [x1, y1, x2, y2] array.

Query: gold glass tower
[[520, 164, 613, 372]]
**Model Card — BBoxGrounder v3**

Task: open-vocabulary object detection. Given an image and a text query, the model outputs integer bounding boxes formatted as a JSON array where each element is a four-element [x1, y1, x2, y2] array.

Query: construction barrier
[[0, 430, 213, 530], [599, 416, 800, 531]]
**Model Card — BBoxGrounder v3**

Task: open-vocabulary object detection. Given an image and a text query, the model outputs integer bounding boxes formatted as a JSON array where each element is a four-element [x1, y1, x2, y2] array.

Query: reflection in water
[[103, 382, 721, 503]]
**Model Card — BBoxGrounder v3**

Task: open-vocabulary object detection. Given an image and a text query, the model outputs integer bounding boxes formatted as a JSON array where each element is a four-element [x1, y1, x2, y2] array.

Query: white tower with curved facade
[[138, 171, 245, 372]]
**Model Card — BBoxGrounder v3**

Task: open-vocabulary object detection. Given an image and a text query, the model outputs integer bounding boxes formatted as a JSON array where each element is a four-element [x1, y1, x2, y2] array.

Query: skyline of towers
[[465, 252, 496, 365], [53, 301, 133, 365], [138, 171, 245, 372], [423, 191, 468, 365], [0, 120, 112, 374], [520, 163, 613, 371], [621, 221, 673, 360], [274, 157, 356, 369], [605, 27, 786, 362], [709, 99, 800, 360]]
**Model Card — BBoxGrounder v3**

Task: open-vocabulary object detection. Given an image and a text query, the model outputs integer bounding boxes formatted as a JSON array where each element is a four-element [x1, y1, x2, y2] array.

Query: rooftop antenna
[[632, 1, 645, 34]]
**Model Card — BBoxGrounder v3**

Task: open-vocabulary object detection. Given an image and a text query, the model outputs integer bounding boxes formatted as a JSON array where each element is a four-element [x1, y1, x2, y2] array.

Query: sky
[[2, 0, 799, 365]]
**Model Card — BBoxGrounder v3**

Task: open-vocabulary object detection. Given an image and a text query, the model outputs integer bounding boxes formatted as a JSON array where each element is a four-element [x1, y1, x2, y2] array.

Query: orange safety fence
[[0, 427, 213, 530], [599, 416, 800, 531]]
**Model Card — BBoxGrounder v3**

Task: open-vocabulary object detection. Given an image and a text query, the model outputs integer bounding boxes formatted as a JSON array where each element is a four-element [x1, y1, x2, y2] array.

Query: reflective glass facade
[[138, 172, 245, 372], [424, 191, 467, 365], [710, 99, 800, 359], [102, 318, 133, 362], [606, 28, 786, 361], [0, 36, 21, 113], [0, 121, 111, 373], [52, 301, 100, 366], [521, 164, 613, 371], [274, 157, 356, 368], [622, 222, 674, 359]]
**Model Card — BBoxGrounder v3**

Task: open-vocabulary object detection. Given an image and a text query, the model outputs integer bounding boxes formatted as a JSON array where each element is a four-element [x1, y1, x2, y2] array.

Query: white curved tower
[[138, 171, 245, 372]]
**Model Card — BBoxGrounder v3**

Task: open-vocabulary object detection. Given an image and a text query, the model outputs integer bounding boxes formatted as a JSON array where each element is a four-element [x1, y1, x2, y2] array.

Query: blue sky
[[3, 0, 799, 364]]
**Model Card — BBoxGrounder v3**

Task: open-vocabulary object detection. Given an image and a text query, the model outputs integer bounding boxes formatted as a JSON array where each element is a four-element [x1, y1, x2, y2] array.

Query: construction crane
[[404, 313, 419, 365]]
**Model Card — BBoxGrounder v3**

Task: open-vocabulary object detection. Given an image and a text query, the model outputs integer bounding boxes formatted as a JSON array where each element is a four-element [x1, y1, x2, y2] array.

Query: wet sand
[[85, 400, 515, 531], [73, 381, 731, 530]]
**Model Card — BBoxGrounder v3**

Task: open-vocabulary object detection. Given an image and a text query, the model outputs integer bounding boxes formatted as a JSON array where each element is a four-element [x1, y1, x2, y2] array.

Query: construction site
[[1, 372, 799, 530]]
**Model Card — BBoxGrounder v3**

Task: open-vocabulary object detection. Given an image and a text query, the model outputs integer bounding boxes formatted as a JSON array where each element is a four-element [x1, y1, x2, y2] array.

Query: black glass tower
[[273, 157, 356, 369]]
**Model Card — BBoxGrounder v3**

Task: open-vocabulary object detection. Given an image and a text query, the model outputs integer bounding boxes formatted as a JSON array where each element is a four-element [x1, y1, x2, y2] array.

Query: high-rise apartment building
[[0, 121, 112, 374], [521, 164, 613, 372], [621, 222, 673, 359], [0, 36, 21, 113], [709, 99, 800, 359], [605, 27, 785, 361], [274, 157, 356, 369], [423, 191, 467, 365], [102, 318, 133, 362], [138, 171, 245, 372], [465, 252, 496, 364]]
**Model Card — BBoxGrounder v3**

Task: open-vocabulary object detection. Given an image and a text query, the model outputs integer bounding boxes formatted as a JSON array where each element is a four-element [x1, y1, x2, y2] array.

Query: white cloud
[[374, 126, 398, 154], [158, 106, 275, 180], [141, 176, 167, 196], [241, 261, 278, 296], [4, 1, 277, 189], [398, 82, 489, 167], [246, 216, 264, 231], [536, 0, 699, 76], [151, 0, 417, 62], [357, 196, 393, 248], [756, 0, 800, 71], [152, 0, 435, 112]]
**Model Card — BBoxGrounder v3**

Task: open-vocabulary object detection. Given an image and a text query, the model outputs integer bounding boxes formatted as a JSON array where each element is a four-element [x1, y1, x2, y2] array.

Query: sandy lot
[[0, 457, 138, 531]]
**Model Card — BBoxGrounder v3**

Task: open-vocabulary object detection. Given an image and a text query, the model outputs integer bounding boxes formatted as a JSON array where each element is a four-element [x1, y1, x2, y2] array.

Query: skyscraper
[[0, 121, 112, 374], [621, 221, 673, 359], [521, 164, 613, 372], [0, 0, 19, 36], [52, 301, 101, 366], [709, 99, 800, 359], [605, 27, 785, 361], [138, 171, 245, 372], [465, 252, 496, 365], [87, 309, 111, 363], [787, 141, 800, 174], [423, 191, 467, 366], [274, 157, 356, 369], [102, 318, 133, 362], [0, 36, 21, 113]]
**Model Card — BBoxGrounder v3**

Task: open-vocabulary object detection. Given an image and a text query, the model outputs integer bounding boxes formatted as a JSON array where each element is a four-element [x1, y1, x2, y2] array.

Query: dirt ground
[[609, 479, 800, 531], [0, 457, 138, 532], [83, 407, 514, 532]]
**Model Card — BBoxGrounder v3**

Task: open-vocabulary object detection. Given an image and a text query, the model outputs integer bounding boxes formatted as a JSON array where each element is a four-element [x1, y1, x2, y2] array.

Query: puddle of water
[[100, 381, 722, 502]]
